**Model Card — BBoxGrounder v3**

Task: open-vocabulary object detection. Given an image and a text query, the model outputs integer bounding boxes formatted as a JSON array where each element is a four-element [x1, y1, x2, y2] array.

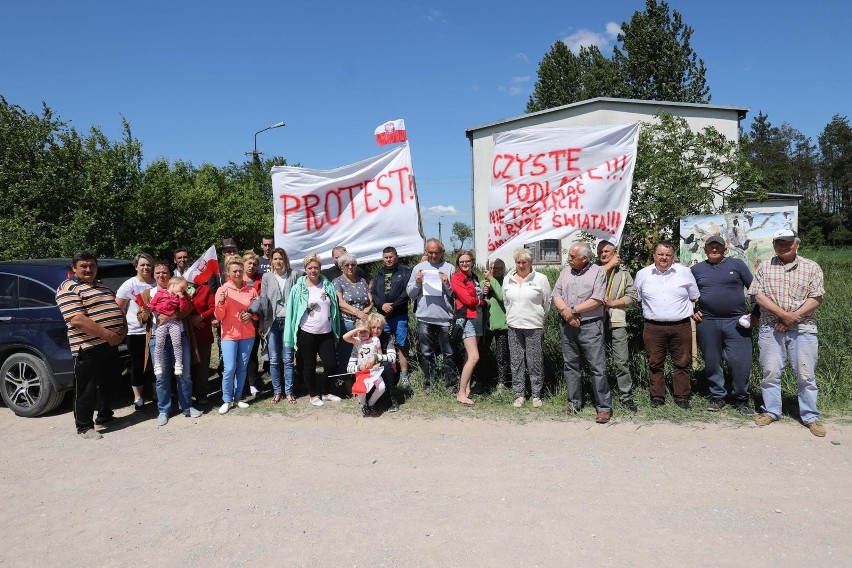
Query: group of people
[[57, 228, 827, 440]]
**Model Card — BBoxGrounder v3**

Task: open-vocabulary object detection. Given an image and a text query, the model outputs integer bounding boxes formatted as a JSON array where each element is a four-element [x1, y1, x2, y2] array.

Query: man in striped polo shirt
[[56, 251, 127, 439]]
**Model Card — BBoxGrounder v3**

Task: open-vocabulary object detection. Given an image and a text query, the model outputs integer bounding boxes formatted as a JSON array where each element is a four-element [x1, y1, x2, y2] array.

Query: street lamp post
[[438, 216, 445, 245], [248, 121, 286, 161]]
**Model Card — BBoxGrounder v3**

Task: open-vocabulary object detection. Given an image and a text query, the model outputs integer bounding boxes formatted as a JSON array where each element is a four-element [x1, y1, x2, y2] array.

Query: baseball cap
[[704, 235, 725, 247], [772, 229, 797, 242]]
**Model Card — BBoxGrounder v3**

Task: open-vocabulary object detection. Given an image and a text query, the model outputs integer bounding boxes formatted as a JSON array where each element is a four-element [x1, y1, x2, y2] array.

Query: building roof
[[465, 97, 750, 136]]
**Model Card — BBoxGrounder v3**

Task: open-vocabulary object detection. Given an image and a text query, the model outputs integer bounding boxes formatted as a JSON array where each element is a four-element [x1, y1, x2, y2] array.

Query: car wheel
[[0, 353, 64, 417]]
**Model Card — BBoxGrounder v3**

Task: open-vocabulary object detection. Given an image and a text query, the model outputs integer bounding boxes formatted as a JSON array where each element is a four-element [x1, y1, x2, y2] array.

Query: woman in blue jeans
[[259, 248, 302, 404], [140, 261, 200, 426]]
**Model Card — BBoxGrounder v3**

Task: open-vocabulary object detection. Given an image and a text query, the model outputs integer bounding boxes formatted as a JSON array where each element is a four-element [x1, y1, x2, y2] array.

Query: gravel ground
[[1, 400, 849, 568]]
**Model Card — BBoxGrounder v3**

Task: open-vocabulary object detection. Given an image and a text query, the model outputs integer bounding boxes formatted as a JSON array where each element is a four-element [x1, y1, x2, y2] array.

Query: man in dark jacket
[[371, 246, 412, 393]]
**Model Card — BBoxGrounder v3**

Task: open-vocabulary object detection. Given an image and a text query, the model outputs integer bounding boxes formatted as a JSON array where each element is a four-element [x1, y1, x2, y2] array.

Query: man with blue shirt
[[691, 235, 755, 414]]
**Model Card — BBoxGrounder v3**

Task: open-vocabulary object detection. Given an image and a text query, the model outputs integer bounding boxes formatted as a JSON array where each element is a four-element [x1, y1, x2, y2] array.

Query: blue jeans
[[150, 333, 192, 415], [417, 321, 459, 388], [267, 318, 294, 395], [696, 317, 752, 402], [757, 325, 820, 424], [221, 337, 254, 403]]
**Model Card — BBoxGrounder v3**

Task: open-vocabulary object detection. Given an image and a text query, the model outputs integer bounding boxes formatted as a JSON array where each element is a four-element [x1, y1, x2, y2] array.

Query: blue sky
[[2, 0, 849, 245]]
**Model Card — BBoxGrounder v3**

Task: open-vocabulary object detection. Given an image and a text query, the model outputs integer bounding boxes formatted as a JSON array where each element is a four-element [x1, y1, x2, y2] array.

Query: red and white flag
[[182, 245, 220, 285], [374, 119, 407, 146]]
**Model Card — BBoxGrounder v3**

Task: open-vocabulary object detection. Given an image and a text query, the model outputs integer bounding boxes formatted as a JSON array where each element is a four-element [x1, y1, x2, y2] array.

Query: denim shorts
[[384, 314, 409, 347], [455, 316, 482, 339]]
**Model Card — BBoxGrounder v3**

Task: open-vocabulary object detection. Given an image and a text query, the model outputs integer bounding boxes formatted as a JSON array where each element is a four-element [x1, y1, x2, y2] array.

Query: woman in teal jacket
[[284, 253, 342, 406]]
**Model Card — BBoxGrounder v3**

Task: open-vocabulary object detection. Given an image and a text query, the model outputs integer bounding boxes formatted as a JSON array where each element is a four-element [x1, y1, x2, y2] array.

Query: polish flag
[[182, 245, 220, 285], [374, 119, 407, 146]]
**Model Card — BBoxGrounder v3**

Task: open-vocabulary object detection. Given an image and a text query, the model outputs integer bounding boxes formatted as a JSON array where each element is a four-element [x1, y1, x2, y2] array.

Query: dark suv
[[0, 259, 135, 417]]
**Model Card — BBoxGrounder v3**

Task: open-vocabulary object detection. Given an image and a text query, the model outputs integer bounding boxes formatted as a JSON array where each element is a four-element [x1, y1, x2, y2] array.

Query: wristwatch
[[569, 306, 578, 317]]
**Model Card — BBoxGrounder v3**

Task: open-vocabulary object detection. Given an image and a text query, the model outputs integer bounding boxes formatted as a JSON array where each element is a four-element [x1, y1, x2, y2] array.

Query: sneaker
[[754, 413, 776, 426], [236, 400, 250, 409], [564, 403, 581, 415], [624, 400, 638, 413], [153, 365, 163, 376], [249, 385, 260, 396], [174, 364, 184, 375], [361, 404, 373, 417], [219, 402, 234, 415], [184, 407, 202, 418], [736, 403, 755, 415], [133, 398, 144, 411], [532, 397, 543, 408], [399, 374, 410, 389], [322, 394, 342, 402], [79, 429, 103, 440], [807, 421, 826, 437], [650, 397, 665, 408], [675, 398, 691, 410], [595, 410, 612, 424], [310, 397, 324, 407], [94, 415, 115, 426], [513, 397, 525, 408], [156, 413, 169, 426], [706, 399, 726, 412], [388, 398, 400, 413]]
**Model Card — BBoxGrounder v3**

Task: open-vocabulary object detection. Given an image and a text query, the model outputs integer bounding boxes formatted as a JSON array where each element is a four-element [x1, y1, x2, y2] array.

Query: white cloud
[[512, 52, 529, 63], [416, 7, 447, 24], [422, 205, 460, 217], [605, 21, 621, 38], [509, 86, 523, 96], [561, 21, 621, 53], [511, 76, 530, 84]]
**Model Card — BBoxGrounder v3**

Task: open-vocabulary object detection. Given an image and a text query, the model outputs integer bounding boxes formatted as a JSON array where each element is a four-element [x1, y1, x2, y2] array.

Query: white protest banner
[[271, 144, 424, 269], [487, 123, 640, 257]]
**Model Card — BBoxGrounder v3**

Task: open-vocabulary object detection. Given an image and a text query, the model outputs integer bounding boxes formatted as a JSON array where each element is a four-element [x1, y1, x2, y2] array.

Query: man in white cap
[[749, 229, 826, 437], [691, 235, 756, 414]]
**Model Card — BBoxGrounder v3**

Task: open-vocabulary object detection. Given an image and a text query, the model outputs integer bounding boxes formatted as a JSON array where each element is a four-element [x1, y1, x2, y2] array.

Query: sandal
[[286, 394, 297, 405], [271, 394, 281, 404]]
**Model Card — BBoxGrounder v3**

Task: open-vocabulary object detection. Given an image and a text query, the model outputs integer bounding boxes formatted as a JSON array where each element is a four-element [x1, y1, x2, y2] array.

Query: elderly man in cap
[[749, 229, 826, 437], [691, 235, 756, 414]]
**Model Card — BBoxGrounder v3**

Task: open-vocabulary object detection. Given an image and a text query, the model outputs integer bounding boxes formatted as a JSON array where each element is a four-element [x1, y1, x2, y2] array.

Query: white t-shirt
[[116, 277, 155, 335], [299, 283, 332, 334]]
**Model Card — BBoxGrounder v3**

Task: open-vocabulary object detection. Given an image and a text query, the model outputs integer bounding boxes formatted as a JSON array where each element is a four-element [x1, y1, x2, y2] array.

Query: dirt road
[[1, 402, 849, 567]]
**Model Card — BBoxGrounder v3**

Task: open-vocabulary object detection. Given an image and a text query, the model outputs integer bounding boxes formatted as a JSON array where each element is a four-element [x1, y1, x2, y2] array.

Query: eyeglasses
[[344, 263, 357, 267]]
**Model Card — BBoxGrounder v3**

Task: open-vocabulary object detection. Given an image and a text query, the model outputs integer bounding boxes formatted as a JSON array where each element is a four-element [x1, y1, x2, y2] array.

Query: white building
[[464, 97, 750, 267]]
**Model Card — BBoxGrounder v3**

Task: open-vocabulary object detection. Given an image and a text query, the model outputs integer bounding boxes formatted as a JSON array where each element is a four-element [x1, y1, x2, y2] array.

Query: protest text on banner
[[271, 144, 424, 268], [487, 123, 640, 257]]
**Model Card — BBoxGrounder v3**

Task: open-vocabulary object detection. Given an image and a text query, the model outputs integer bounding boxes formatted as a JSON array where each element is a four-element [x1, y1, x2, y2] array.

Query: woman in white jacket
[[502, 248, 552, 408]]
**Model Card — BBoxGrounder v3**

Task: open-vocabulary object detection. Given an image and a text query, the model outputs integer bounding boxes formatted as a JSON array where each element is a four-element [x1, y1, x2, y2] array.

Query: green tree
[[527, 0, 709, 113], [450, 221, 473, 252], [526, 41, 582, 113], [621, 112, 744, 265], [818, 114, 852, 224], [612, 0, 710, 103], [742, 112, 836, 242]]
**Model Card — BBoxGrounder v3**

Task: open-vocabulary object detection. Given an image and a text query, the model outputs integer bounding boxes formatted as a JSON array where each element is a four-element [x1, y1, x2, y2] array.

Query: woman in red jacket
[[450, 250, 489, 407]]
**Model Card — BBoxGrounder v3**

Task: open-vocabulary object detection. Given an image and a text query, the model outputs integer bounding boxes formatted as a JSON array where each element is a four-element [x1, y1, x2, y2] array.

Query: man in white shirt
[[634, 241, 700, 409]]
